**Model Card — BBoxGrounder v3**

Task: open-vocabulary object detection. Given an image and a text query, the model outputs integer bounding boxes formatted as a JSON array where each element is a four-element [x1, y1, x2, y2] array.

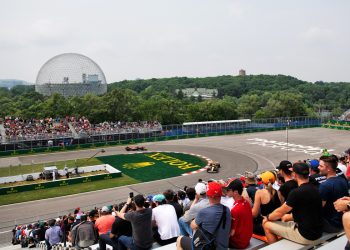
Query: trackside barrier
[[0, 171, 121, 195], [322, 120, 350, 130]]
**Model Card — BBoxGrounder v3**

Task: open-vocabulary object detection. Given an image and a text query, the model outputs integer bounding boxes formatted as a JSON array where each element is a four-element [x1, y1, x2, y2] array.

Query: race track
[[0, 127, 348, 244]]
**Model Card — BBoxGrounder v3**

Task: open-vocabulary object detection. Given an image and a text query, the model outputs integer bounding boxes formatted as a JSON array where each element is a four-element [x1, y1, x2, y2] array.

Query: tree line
[[0, 74, 349, 125]]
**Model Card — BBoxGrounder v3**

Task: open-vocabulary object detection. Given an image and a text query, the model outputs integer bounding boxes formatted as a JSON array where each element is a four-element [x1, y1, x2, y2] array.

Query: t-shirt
[[309, 173, 327, 186], [152, 204, 180, 240], [246, 184, 258, 203], [169, 201, 183, 219], [111, 217, 132, 238], [124, 208, 153, 249], [286, 183, 323, 240], [182, 197, 209, 223], [229, 198, 253, 249], [95, 215, 115, 235], [279, 179, 298, 201], [195, 204, 231, 250], [319, 176, 349, 228]]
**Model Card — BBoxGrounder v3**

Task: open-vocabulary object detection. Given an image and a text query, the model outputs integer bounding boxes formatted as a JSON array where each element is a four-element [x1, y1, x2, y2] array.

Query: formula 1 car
[[125, 146, 147, 151], [207, 161, 220, 173]]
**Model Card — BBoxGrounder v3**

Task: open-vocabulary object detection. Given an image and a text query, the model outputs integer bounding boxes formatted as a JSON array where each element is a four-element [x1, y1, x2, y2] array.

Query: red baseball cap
[[206, 182, 222, 197]]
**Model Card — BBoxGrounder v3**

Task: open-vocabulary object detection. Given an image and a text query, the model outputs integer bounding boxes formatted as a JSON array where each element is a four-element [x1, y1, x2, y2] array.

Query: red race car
[[125, 146, 147, 151]]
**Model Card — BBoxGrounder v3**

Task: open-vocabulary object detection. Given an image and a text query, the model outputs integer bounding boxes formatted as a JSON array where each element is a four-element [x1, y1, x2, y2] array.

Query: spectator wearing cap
[[252, 171, 280, 236], [152, 194, 180, 245], [45, 219, 62, 250], [318, 155, 349, 233], [178, 182, 209, 237], [226, 179, 253, 249], [163, 189, 183, 219], [117, 194, 153, 250], [176, 182, 231, 250], [276, 160, 298, 204], [99, 203, 132, 250], [95, 206, 115, 250], [308, 159, 326, 186], [263, 162, 323, 244]]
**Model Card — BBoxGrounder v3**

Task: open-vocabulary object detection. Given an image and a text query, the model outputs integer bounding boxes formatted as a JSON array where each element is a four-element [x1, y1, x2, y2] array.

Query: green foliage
[[0, 74, 349, 124]]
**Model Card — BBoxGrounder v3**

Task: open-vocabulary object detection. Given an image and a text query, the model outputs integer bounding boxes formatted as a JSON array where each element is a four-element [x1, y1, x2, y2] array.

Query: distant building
[[175, 88, 218, 99], [239, 69, 246, 76]]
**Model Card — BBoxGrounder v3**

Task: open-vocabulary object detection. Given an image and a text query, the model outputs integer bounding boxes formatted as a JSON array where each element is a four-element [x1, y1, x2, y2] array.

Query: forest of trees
[[0, 74, 349, 125]]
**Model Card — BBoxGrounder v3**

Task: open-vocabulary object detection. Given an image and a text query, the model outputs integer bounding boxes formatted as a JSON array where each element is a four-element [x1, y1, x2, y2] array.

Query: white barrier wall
[[0, 164, 120, 184]]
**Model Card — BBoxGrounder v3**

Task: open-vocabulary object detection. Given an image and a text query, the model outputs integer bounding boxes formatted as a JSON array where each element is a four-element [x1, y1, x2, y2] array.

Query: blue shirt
[[319, 176, 349, 228], [45, 226, 62, 245], [195, 203, 231, 250]]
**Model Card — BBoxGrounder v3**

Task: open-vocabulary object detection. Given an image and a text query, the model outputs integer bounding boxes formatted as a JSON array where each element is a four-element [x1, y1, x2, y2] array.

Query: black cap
[[226, 179, 243, 191], [276, 160, 292, 171], [292, 162, 309, 175], [88, 209, 98, 217]]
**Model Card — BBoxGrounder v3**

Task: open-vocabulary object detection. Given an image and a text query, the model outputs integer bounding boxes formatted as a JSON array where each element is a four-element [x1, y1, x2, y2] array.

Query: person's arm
[[262, 203, 292, 225], [252, 190, 262, 218], [190, 219, 198, 231], [117, 198, 132, 219], [190, 194, 200, 209], [334, 196, 350, 212]]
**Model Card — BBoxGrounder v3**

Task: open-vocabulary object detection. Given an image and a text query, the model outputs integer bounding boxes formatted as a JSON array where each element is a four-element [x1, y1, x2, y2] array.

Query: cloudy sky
[[0, 0, 349, 83]]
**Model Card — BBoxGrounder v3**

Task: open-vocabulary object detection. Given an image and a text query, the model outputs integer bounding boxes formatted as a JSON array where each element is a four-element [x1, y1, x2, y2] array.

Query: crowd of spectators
[[0, 116, 162, 142], [11, 148, 350, 250]]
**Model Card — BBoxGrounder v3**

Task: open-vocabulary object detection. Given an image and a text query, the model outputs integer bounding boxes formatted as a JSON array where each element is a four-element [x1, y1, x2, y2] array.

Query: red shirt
[[229, 198, 253, 249], [95, 215, 115, 235]]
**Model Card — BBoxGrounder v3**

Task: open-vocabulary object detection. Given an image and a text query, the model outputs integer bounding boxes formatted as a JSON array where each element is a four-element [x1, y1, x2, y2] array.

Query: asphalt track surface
[[0, 127, 349, 244]]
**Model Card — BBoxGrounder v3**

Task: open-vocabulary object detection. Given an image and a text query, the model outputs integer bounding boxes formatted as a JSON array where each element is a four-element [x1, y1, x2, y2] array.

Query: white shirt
[[220, 196, 234, 210], [152, 204, 180, 240]]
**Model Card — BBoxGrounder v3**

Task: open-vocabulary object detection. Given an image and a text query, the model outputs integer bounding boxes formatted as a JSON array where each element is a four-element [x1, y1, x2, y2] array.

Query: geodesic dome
[[35, 53, 107, 97]]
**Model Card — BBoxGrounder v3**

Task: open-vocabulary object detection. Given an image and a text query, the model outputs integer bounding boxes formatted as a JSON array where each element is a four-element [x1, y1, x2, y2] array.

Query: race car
[[207, 161, 220, 173], [125, 146, 147, 151]]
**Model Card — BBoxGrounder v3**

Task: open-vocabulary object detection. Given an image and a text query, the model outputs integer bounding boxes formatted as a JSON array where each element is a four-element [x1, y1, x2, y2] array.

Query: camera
[[129, 192, 134, 199]]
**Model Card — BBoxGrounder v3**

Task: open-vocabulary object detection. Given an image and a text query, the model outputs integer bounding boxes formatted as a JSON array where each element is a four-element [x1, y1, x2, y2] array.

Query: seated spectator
[[263, 162, 323, 244], [163, 189, 183, 219], [176, 182, 231, 250], [318, 155, 349, 233], [116, 195, 153, 250], [99, 203, 132, 250], [177, 190, 190, 211], [71, 214, 97, 249], [226, 179, 253, 249], [45, 219, 62, 250], [245, 172, 259, 203], [276, 160, 298, 204], [252, 171, 280, 236], [183, 187, 196, 213], [152, 194, 180, 245], [178, 182, 209, 236]]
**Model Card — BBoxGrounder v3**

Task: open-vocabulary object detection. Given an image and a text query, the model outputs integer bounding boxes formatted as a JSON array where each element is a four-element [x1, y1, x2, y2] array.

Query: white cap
[[195, 182, 207, 195]]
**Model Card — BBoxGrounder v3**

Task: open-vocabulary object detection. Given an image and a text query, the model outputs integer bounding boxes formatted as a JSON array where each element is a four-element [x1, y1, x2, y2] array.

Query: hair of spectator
[[320, 154, 338, 171], [80, 214, 87, 222], [48, 219, 56, 227], [186, 187, 196, 200], [163, 189, 175, 201], [133, 194, 145, 208]]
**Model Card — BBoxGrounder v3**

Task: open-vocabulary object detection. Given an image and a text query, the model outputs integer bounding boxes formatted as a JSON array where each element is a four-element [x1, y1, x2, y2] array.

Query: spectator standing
[[117, 195, 153, 250], [276, 160, 298, 204], [319, 155, 349, 232], [263, 163, 323, 244], [226, 179, 253, 249], [176, 182, 231, 250], [45, 219, 62, 250], [178, 182, 209, 236]]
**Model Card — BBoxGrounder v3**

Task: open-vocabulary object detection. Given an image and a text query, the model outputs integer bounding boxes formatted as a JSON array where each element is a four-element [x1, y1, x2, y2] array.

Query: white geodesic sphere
[[35, 53, 107, 97]]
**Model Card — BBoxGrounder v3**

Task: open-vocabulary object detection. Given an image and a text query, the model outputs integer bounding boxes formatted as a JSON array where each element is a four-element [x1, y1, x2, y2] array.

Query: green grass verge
[[0, 174, 139, 206], [98, 152, 207, 182], [0, 158, 102, 177]]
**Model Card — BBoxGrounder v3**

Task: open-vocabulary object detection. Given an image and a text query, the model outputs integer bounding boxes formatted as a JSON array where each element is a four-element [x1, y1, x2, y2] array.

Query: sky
[[0, 0, 349, 84]]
